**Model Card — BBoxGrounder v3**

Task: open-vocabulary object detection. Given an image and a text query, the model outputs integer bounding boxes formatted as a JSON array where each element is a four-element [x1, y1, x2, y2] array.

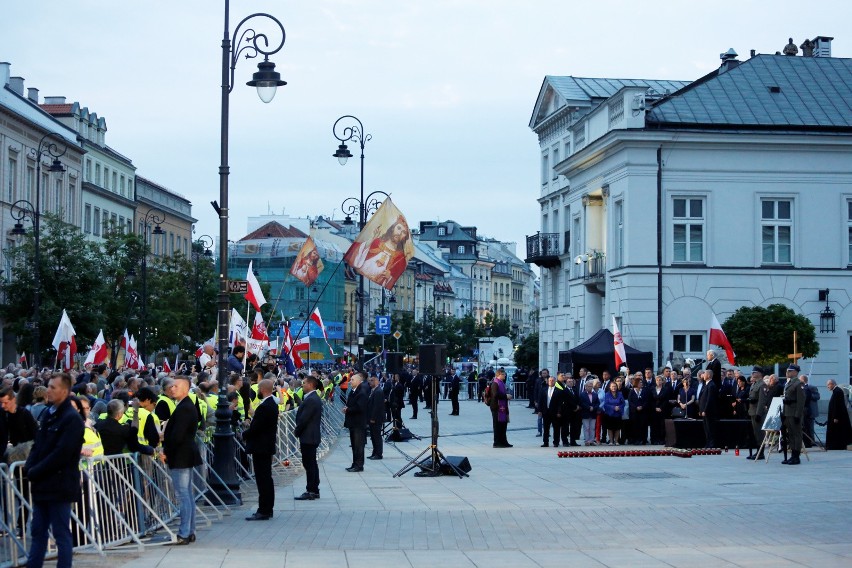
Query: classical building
[[134, 176, 195, 258], [41, 99, 136, 239], [528, 36, 852, 386]]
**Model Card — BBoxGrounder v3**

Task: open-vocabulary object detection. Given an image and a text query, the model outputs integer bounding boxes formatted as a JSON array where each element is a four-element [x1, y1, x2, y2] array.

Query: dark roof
[[647, 55, 852, 129], [240, 221, 307, 240], [419, 220, 477, 243]]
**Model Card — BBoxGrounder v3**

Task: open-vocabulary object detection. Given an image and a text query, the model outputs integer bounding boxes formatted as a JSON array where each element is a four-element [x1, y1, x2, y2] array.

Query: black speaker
[[386, 352, 404, 374], [421, 455, 472, 475], [418, 344, 446, 375], [386, 428, 413, 442]]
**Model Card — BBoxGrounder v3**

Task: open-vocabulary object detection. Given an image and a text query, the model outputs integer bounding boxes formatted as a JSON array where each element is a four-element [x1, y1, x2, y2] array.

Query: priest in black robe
[[825, 379, 852, 451]]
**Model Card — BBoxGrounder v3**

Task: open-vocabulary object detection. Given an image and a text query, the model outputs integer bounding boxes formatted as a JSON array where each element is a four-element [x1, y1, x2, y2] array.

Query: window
[[54, 178, 62, 215], [847, 201, 852, 266], [84, 204, 92, 233], [7, 154, 17, 202], [26, 166, 34, 203], [170, 232, 175, 255], [120, 176, 125, 196], [93, 207, 101, 236], [85, 159, 92, 181], [102, 211, 109, 234], [614, 200, 624, 268], [67, 180, 75, 223], [551, 146, 560, 180], [437, 226, 446, 236], [761, 199, 792, 264], [119, 216, 125, 233], [95, 164, 101, 186], [112, 171, 118, 192], [457, 245, 465, 254], [672, 197, 703, 263], [673, 333, 704, 353], [103, 167, 109, 189], [541, 153, 549, 185], [111, 213, 118, 230]]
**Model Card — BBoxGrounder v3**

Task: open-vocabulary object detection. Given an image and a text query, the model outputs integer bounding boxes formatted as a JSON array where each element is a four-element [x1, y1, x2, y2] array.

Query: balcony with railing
[[525, 232, 561, 268], [576, 250, 606, 294]]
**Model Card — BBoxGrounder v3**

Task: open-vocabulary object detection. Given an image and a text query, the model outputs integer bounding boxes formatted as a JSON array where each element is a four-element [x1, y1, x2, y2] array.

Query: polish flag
[[292, 336, 309, 368], [51, 310, 77, 371], [612, 316, 627, 371], [280, 321, 298, 372], [244, 261, 267, 311], [84, 329, 109, 365], [251, 311, 269, 340], [126, 335, 140, 369], [18, 352, 26, 366], [709, 313, 736, 365], [163, 357, 172, 373], [310, 307, 335, 355]]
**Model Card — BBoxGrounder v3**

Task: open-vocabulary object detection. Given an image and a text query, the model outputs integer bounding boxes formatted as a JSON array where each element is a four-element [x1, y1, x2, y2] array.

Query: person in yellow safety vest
[[230, 374, 246, 420], [277, 383, 293, 412], [72, 396, 104, 468], [323, 378, 333, 399], [293, 381, 304, 406], [133, 387, 163, 448], [249, 369, 265, 414], [187, 391, 208, 430], [154, 378, 176, 421]]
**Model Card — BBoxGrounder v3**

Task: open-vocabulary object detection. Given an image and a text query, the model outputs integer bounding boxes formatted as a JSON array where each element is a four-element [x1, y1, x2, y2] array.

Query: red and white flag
[[18, 352, 26, 366], [709, 313, 736, 365], [612, 316, 627, 371], [51, 310, 77, 371], [244, 261, 267, 311], [292, 336, 310, 368], [281, 321, 305, 369], [229, 308, 248, 348], [251, 311, 269, 341], [310, 307, 335, 355], [126, 334, 140, 369], [163, 357, 172, 373], [84, 329, 109, 366]]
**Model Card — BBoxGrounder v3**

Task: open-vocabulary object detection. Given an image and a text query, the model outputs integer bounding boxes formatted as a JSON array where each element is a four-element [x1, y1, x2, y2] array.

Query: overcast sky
[[3, 1, 847, 266]]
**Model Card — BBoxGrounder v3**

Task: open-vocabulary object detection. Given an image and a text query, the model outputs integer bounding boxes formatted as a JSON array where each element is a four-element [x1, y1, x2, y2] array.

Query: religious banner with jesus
[[343, 197, 414, 290], [290, 236, 324, 286]]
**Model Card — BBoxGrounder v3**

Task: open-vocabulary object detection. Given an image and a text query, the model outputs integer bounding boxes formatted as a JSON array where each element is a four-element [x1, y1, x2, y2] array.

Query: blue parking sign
[[375, 315, 391, 335]]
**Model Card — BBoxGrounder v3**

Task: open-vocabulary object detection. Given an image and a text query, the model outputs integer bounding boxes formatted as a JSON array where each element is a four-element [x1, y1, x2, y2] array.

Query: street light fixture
[[10, 132, 68, 368], [332, 114, 389, 371], [140, 208, 165, 364], [212, 0, 287, 504]]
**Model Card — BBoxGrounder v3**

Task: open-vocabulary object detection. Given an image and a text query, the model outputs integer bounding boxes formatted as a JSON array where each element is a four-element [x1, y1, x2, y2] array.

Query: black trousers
[[491, 411, 509, 446], [349, 427, 366, 468], [253, 453, 274, 515], [409, 399, 418, 419], [391, 406, 403, 429], [703, 416, 717, 447], [368, 421, 383, 457], [300, 443, 319, 494], [450, 394, 459, 414], [542, 414, 560, 445]]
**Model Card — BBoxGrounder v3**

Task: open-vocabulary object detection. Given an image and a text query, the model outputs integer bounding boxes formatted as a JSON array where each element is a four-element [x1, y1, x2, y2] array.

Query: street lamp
[[140, 208, 165, 364], [193, 235, 214, 341], [212, 1, 286, 503], [10, 132, 67, 368], [333, 114, 389, 371]]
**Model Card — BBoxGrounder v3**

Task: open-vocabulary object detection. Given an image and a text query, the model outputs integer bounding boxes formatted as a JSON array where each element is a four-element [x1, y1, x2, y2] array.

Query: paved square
[[76, 399, 852, 567]]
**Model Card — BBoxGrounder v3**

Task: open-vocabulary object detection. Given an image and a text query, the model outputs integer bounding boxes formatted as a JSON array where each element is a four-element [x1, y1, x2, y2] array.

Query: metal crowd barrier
[[0, 391, 346, 567]]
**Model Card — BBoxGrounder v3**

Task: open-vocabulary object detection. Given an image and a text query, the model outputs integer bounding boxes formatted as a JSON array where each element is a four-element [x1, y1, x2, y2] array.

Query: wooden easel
[[755, 429, 811, 463]]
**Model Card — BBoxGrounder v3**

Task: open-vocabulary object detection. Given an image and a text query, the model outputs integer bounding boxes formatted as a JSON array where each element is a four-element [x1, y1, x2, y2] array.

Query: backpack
[[483, 383, 492, 406]]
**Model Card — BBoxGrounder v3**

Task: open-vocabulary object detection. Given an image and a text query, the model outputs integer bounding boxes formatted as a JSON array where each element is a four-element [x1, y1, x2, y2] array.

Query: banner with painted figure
[[343, 197, 414, 290], [290, 236, 325, 286]]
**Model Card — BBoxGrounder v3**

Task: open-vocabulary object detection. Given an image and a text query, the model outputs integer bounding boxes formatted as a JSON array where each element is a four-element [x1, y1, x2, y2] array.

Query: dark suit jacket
[[628, 387, 652, 417], [368, 386, 386, 423], [391, 382, 406, 409], [163, 397, 202, 469], [408, 375, 423, 402], [706, 358, 722, 390], [243, 396, 278, 455], [24, 397, 84, 503], [294, 391, 322, 445], [579, 390, 601, 419], [538, 386, 563, 417], [344, 383, 368, 430], [698, 380, 719, 418], [95, 417, 153, 456], [449, 376, 460, 397]]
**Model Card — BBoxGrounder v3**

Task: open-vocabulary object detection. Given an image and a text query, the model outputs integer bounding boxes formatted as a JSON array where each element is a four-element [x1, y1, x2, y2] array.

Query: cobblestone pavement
[[72, 399, 852, 568]]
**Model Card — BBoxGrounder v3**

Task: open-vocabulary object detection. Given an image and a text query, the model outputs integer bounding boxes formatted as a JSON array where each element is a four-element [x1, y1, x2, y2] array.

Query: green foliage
[[722, 304, 818, 366], [514, 332, 539, 369]]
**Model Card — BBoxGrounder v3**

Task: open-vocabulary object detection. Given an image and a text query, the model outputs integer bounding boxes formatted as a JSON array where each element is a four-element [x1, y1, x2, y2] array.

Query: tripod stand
[[393, 374, 468, 478]]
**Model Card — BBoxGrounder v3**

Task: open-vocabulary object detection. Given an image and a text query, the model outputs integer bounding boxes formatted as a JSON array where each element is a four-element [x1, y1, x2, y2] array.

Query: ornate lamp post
[[213, 0, 286, 504], [139, 208, 165, 364], [10, 132, 68, 368], [333, 114, 388, 371]]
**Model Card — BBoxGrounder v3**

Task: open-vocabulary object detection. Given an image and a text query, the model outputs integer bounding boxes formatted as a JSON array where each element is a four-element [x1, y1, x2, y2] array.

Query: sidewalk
[[74, 398, 852, 568]]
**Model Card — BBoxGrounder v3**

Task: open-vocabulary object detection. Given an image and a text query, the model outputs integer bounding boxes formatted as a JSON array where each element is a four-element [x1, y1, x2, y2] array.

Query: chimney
[[27, 87, 39, 104], [9, 76, 24, 96], [718, 48, 740, 74], [813, 36, 833, 57], [43, 96, 66, 105], [0, 62, 10, 86]]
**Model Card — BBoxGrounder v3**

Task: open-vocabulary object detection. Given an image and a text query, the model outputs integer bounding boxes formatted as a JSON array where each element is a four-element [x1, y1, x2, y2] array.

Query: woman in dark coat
[[732, 376, 749, 419], [825, 380, 852, 450], [650, 375, 673, 445]]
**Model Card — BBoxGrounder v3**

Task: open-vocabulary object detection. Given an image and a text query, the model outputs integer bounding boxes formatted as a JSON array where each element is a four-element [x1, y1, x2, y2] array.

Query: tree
[[722, 304, 818, 366], [98, 227, 146, 362], [514, 332, 539, 369]]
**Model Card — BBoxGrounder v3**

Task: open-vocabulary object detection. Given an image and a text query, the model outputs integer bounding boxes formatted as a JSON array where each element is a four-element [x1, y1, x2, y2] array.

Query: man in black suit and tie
[[367, 375, 385, 460], [243, 379, 278, 520], [390, 374, 405, 429], [343, 374, 368, 472], [294, 376, 323, 500], [449, 372, 461, 416], [698, 370, 719, 448], [538, 376, 562, 447], [408, 371, 423, 419], [706, 350, 722, 391]]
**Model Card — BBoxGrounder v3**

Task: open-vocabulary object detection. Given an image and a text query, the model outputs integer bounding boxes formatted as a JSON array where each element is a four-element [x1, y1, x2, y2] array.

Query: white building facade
[[528, 38, 852, 387]]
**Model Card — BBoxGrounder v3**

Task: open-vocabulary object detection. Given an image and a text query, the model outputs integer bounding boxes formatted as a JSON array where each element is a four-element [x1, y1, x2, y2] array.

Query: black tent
[[558, 328, 654, 378]]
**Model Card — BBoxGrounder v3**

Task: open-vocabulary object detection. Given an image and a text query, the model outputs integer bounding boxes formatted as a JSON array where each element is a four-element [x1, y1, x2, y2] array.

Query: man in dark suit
[[24, 372, 84, 568], [705, 350, 722, 391], [294, 376, 323, 500], [698, 371, 719, 448], [367, 375, 385, 460], [390, 374, 405, 428], [162, 375, 202, 544], [449, 372, 461, 415], [344, 374, 368, 472], [537, 376, 562, 447], [408, 371, 422, 419], [243, 379, 278, 520]]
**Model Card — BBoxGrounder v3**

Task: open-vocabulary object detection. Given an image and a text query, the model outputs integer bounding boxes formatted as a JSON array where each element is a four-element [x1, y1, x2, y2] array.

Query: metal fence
[[0, 394, 345, 568]]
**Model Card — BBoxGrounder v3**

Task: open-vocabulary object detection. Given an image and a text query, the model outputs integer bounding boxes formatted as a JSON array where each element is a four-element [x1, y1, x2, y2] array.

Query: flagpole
[[244, 301, 251, 373]]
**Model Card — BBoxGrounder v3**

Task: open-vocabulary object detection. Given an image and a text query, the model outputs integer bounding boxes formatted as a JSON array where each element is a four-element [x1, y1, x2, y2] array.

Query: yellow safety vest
[[323, 383, 333, 397], [278, 390, 292, 412], [81, 426, 104, 469], [250, 383, 262, 412], [294, 387, 303, 405], [187, 393, 207, 427], [157, 394, 176, 418]]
